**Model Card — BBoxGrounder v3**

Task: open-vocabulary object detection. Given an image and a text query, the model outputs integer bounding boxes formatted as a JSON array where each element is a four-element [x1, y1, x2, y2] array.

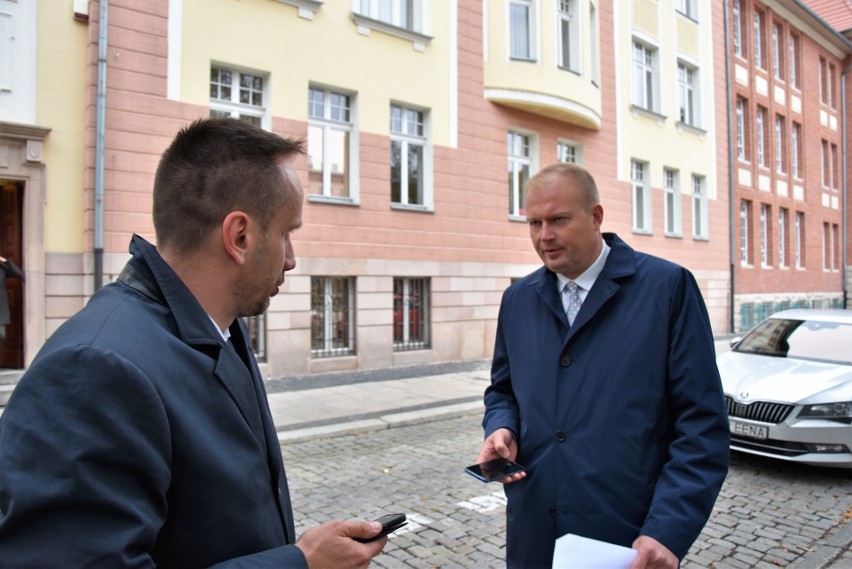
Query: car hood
[[717, 351, 852, 404]]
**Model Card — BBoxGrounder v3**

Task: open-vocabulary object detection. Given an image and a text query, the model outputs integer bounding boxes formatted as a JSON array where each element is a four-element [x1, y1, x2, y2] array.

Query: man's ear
[[222, 211, 252, 266]]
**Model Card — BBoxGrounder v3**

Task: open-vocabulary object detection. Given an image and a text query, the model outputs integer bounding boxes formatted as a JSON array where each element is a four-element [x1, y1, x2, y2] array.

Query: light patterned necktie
[[564, 281, 582, 325]]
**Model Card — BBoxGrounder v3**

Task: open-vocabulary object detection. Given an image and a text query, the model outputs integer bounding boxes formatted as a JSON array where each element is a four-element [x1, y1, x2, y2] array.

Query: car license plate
[[730, 419, 768, 440]]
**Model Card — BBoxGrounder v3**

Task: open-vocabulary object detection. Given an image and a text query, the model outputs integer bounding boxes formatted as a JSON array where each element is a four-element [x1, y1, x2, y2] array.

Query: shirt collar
[[555, 238, 611, 293]]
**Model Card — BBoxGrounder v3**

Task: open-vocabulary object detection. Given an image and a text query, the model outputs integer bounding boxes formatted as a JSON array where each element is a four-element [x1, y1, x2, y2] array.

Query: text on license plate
[[730, 420, 768, 440]]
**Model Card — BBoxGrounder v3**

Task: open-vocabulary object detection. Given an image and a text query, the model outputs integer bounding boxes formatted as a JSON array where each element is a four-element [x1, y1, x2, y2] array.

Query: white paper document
[[552, 533, 637, 569]]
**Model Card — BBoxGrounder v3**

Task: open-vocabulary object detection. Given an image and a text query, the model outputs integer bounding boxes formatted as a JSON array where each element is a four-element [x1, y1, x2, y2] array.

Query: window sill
[[676, 121, 706, 136], [508, 214, 527, 223], [692, 235, 709, 242], [630, 105, 667, 124], [351, 12, 432, 52], [509, 56, 538, 64], [391, 203, 433, 213], [632, 228, 653, 236], [274, 0, 322, 20], [307, 194, 359, 207], [664, 232, 683, 239]]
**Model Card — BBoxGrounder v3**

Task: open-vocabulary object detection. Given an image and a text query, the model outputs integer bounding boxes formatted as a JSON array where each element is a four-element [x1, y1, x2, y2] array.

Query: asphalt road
[[282, 412, 852, 569]]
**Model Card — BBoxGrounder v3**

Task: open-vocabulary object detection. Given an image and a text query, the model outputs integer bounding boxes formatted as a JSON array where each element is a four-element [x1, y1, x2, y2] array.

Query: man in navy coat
[[0, 118, 387, 567], [478, 162, 729, 569]]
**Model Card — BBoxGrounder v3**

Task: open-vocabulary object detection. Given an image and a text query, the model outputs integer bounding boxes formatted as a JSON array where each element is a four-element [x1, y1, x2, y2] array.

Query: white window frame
[[631, 160, 651, 233], [778, 208, 787, 267], [590, 2, 599, 84], [736, 98, 746, 161], [307, 85, 359, 203], [557, 140, 582, 164], [509, 0, 537, 61], [632, 40, 658, 113], [733, 0, 742, 58], [311, 276, 357, 358], [209, 65, 269, 128], [791, 122, 801, 179], [508, 130, 536, 218], [756, 107, 766, 167], [772, 23, 783, 81], [760, 204, 770, 267], [663, 168, 682, 237], [795, 212, 803, 269], [775, 115, 785, 174], [740, 201, 751, 265], [390, 103, 432, 210], [356, 0, 423, 32], [692, 174, 708, 240], [821, 139, 829, 188], [675, 0, 697, 20], [557, 0, 580, 73], [754, 11, 764, 69], [823, 222, 830, 271], [789, 34, 800, 89], [677, 61, 699, 127]]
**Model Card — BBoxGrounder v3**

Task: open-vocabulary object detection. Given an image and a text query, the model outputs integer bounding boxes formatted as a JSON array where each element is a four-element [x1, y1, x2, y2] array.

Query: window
[[677, 62, 698, 126], [663, 168, 681, 237], [789, 33, 800, 88], [508, 131, 533, 217], [775, 114, 785, 174], [791, 122, 801, 178], [357, 0, 423, 32], [631, 160, 651, 233], [243, 315, 266, 362], [676, 0, 697, 20], [310, 276, 356, 358], [509, 0, 535, 60], [772, 22, 784, 81], [209, 66, 266, 126], [828, 63, 837, 108], [760, 204, 771, 267], [823, 222, 831, 270], [754, 11, 765, 69], [733, 0, 743, 58], [778, 208, 788, 267], [819, 57, 828, 105], [590, 2, 599, 84], [692, 174, 708, 240], [632, 41, 658, 112], [308, 86, 356, 200], [820, 139, 837, 188], [557, 140, 580, 164], [736, 97, 748, 161], [756, 106, 767, 167], [390, 103, 430, 208], [393, 277, 430, 351], [740, 200, 752, 265], [831, 143, 839, 189], [558, 0, 579, 72], [833, 223, 840, 271], [795, 212, 804, 268]]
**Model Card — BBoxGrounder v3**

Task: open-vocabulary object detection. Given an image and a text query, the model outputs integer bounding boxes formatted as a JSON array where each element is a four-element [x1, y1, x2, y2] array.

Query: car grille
[[726, 397, 795, 424], [730, 436, 809, 457]]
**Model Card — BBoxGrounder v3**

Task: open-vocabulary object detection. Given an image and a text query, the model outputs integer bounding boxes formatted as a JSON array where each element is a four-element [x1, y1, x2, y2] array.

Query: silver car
[[717, 308, 852, 469]]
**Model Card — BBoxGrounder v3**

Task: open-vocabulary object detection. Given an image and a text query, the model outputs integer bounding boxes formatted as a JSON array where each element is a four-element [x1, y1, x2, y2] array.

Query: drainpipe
[[723, 3, 736, 333], [94, 0, 108, 291], [843, 64, 851, 309]]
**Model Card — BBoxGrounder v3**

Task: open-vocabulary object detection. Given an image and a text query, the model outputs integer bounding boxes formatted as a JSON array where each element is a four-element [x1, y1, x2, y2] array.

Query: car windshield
[[734, 317, 852, 365]]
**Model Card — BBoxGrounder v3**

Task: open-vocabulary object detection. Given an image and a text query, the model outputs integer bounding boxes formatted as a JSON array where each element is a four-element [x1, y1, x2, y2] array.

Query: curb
[[787, 521, 852, 569], [277, 400, 483, 444]]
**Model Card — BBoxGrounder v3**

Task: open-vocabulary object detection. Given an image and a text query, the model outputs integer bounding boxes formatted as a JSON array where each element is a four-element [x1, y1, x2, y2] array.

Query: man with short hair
[[478, 162, 729, 569], [0, 118, 387, 567]]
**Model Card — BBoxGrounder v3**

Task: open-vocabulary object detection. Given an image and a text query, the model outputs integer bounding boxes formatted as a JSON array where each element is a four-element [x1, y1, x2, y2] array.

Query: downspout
[[843, 64, 851, 309], [94, 0, 108, 291], [723, 3, 736, 333]]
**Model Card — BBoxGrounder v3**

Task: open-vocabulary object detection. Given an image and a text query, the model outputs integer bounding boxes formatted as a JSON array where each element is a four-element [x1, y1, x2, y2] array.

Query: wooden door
[[0, 181, 23, 368]]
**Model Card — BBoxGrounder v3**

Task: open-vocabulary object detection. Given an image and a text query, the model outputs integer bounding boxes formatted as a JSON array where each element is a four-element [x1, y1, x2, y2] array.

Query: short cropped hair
[[153, 118, 305, 253], [526, 162, 600, 211]]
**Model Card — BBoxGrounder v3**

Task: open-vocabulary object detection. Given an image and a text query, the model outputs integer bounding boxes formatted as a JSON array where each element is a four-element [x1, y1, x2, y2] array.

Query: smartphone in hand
[[464, 457, 526, 483], [354, 513, 407, 543]]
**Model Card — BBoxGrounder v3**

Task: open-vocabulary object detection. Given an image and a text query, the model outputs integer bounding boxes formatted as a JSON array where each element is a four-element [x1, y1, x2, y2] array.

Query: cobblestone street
[[282, 412, 852, 568]]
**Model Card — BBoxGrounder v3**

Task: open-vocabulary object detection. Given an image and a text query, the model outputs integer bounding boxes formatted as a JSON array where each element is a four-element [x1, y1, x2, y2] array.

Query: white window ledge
[[275, 0, 323, 20], [351, 12, 432, 52]]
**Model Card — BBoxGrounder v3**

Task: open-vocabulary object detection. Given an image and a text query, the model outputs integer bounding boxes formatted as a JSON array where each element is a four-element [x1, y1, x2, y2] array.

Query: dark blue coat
[[0, 235, 307, 568], [483, 233, 729, 568]]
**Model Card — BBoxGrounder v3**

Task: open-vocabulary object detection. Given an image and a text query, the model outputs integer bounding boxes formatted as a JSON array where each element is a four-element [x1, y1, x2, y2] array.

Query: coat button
[[554, 430, 566, 442], [560, 356, 572, 367], [549, 507, 557, 518]]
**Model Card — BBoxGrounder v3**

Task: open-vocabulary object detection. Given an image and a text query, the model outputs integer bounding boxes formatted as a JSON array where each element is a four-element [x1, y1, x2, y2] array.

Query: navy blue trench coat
[[483, 233, 729, 568]]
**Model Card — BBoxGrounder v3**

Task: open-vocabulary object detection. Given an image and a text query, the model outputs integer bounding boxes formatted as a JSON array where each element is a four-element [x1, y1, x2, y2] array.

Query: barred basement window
[[243, 314, 266, 362], [393, 277, 430, 351], [311, 276, 356, 358]]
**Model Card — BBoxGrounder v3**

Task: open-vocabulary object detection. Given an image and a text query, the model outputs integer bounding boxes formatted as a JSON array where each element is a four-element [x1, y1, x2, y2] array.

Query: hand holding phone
[[465, 457, 526, 483], [354, 513, 407, 543]]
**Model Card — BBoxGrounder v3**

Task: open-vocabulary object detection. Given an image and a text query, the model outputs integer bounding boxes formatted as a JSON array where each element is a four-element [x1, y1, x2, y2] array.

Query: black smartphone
[[464, 457, 526, 483], [354, 513, 407, 543]]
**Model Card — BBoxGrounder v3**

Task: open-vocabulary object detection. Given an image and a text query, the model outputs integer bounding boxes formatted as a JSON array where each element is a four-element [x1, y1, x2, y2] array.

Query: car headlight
[[798, 402, 852, 420]]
